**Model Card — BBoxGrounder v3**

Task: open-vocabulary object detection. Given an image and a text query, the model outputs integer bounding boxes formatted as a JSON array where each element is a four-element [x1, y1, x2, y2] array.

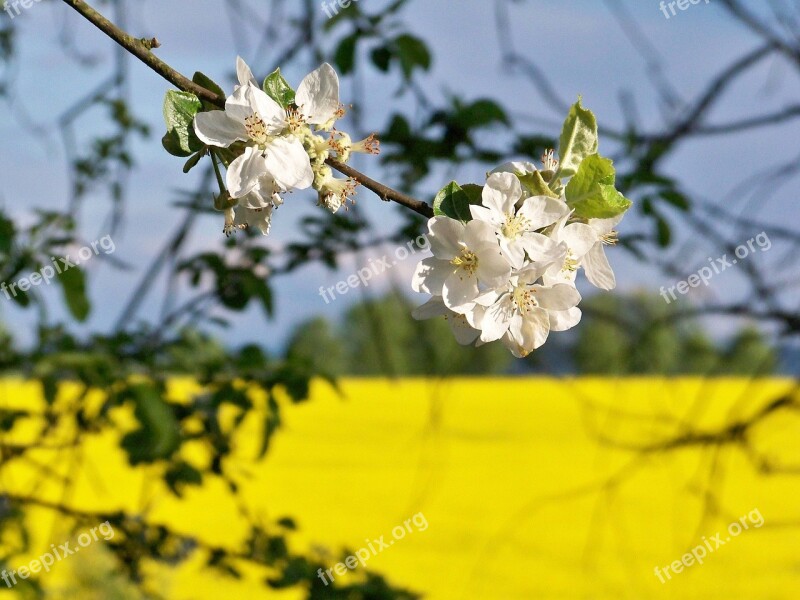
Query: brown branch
[[62, 0, 225, 108], [326, 158, 433, 218], [61, 0, 432, 219]]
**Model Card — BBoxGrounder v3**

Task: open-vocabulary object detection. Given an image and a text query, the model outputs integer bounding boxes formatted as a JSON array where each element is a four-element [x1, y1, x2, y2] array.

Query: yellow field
[[1, 377, 799, 599]]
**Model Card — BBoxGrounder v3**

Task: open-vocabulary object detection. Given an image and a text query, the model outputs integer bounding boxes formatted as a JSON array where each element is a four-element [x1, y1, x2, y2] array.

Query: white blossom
[[412, 217, 511, 311], [469, 172, 567, 269]]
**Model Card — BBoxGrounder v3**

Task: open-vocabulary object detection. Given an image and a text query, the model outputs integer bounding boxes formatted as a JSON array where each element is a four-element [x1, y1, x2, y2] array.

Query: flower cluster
[[411, 155, 626, 358], [192, 58, 379, 236]]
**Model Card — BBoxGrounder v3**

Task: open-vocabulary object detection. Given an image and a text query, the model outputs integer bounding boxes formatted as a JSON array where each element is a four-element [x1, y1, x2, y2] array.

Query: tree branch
[[61, 0, 432, 219], [325, 158, 433, 218]]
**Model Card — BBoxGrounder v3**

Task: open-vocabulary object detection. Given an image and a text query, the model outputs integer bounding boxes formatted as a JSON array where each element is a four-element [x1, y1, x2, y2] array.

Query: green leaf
[[58, 267, 90, 322], [162, 130, 193, 158], [517, 171, 559, 199], [183, 150, 205, 173], [565, 154, 632, 219], [433, 181, 478, 222], [557, 97, 598, 179], [395, 34, 431, 79], [461, 184, 483, 205], [262, 68, 295, 108], [121, 384, 181, 465], [162, 90, 203, 156], [192, 72, 226, 110]]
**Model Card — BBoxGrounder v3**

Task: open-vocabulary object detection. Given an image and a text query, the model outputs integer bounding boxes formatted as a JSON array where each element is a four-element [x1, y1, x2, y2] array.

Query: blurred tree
[[574, 293, 777, 376], [285, 316, 347, 377], [286, 292, 513, 376]]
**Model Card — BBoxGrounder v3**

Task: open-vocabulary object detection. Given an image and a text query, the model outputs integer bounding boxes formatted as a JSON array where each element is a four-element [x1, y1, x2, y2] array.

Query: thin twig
[[61, 0, 432, 218], [326, 158, 433, 218]]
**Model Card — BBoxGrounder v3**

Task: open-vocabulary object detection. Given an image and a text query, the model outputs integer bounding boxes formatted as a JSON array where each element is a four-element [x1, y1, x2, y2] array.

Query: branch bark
[[61, 0, 431, 218]]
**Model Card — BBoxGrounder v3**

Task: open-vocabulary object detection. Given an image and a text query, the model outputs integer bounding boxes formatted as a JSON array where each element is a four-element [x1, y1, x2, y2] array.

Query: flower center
[[512, 285, 538, 314], [501, 213, 530, 240], [450, 248, 479, 276], [601, 231, 618, 245], [541, 149, 559, 172], [562, 249, 579, 273], [286, 106, 305, 132], [244, 114, 269, 145]]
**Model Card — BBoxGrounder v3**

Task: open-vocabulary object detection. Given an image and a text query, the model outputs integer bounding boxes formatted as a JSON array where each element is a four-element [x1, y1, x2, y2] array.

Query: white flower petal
[[226, 146, 267, 198], [239, 175, 278, 209], [249, 86, 287, 133], [469, 204, 502, 226], [412, 258, 454, 294], [263, 137, 313, 191], [549, 307, 582, 332], [234, 205, 274, 236], [482, 172, 520, 215], [450, 314, 481, 345], [542, 262, 578, 287], [480, 294, 514, 343], [583, 244, 617, 290], [561, 223, 599, 258], [518, 196, 569, 230], [411, 296, 449, 320], [489, 161, 538, 176], [194, 111, 248, 147], [589, 214, 624, 235], [532, 283, 582, 311], [520, 232, 562, 263], [499, 238, 526, 270], [236, 56, 259, 88], [443, 270, 480, 310], [226, 83, 286, 133], [474, 244, 512, 288], [428, 217, 465, 260], [463, 219, 498, 250], [512, 308, 550, 352], [296, 63, 340, 127]]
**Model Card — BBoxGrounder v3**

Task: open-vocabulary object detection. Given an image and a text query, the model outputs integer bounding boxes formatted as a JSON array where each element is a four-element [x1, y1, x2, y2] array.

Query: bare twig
[[61, 0, 431, 218]]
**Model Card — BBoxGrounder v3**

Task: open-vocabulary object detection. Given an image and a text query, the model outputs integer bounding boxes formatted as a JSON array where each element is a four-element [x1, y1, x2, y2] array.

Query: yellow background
[[1, 378, 798, 599]]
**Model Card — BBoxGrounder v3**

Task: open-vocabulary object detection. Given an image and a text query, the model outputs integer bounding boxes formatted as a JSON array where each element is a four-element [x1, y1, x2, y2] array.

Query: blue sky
[[0, 0, 797, 351]]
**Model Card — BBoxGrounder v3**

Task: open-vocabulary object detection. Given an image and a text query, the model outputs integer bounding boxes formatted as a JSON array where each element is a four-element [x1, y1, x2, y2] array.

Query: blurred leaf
[[394, 34, 431, 78], [58, 267, 90, 322], [334, 32, 359, 75], [121, 384, 181, 465]]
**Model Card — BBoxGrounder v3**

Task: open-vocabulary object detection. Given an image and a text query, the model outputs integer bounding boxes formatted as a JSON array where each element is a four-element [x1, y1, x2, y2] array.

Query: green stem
[[210, 150, 227, 194]]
